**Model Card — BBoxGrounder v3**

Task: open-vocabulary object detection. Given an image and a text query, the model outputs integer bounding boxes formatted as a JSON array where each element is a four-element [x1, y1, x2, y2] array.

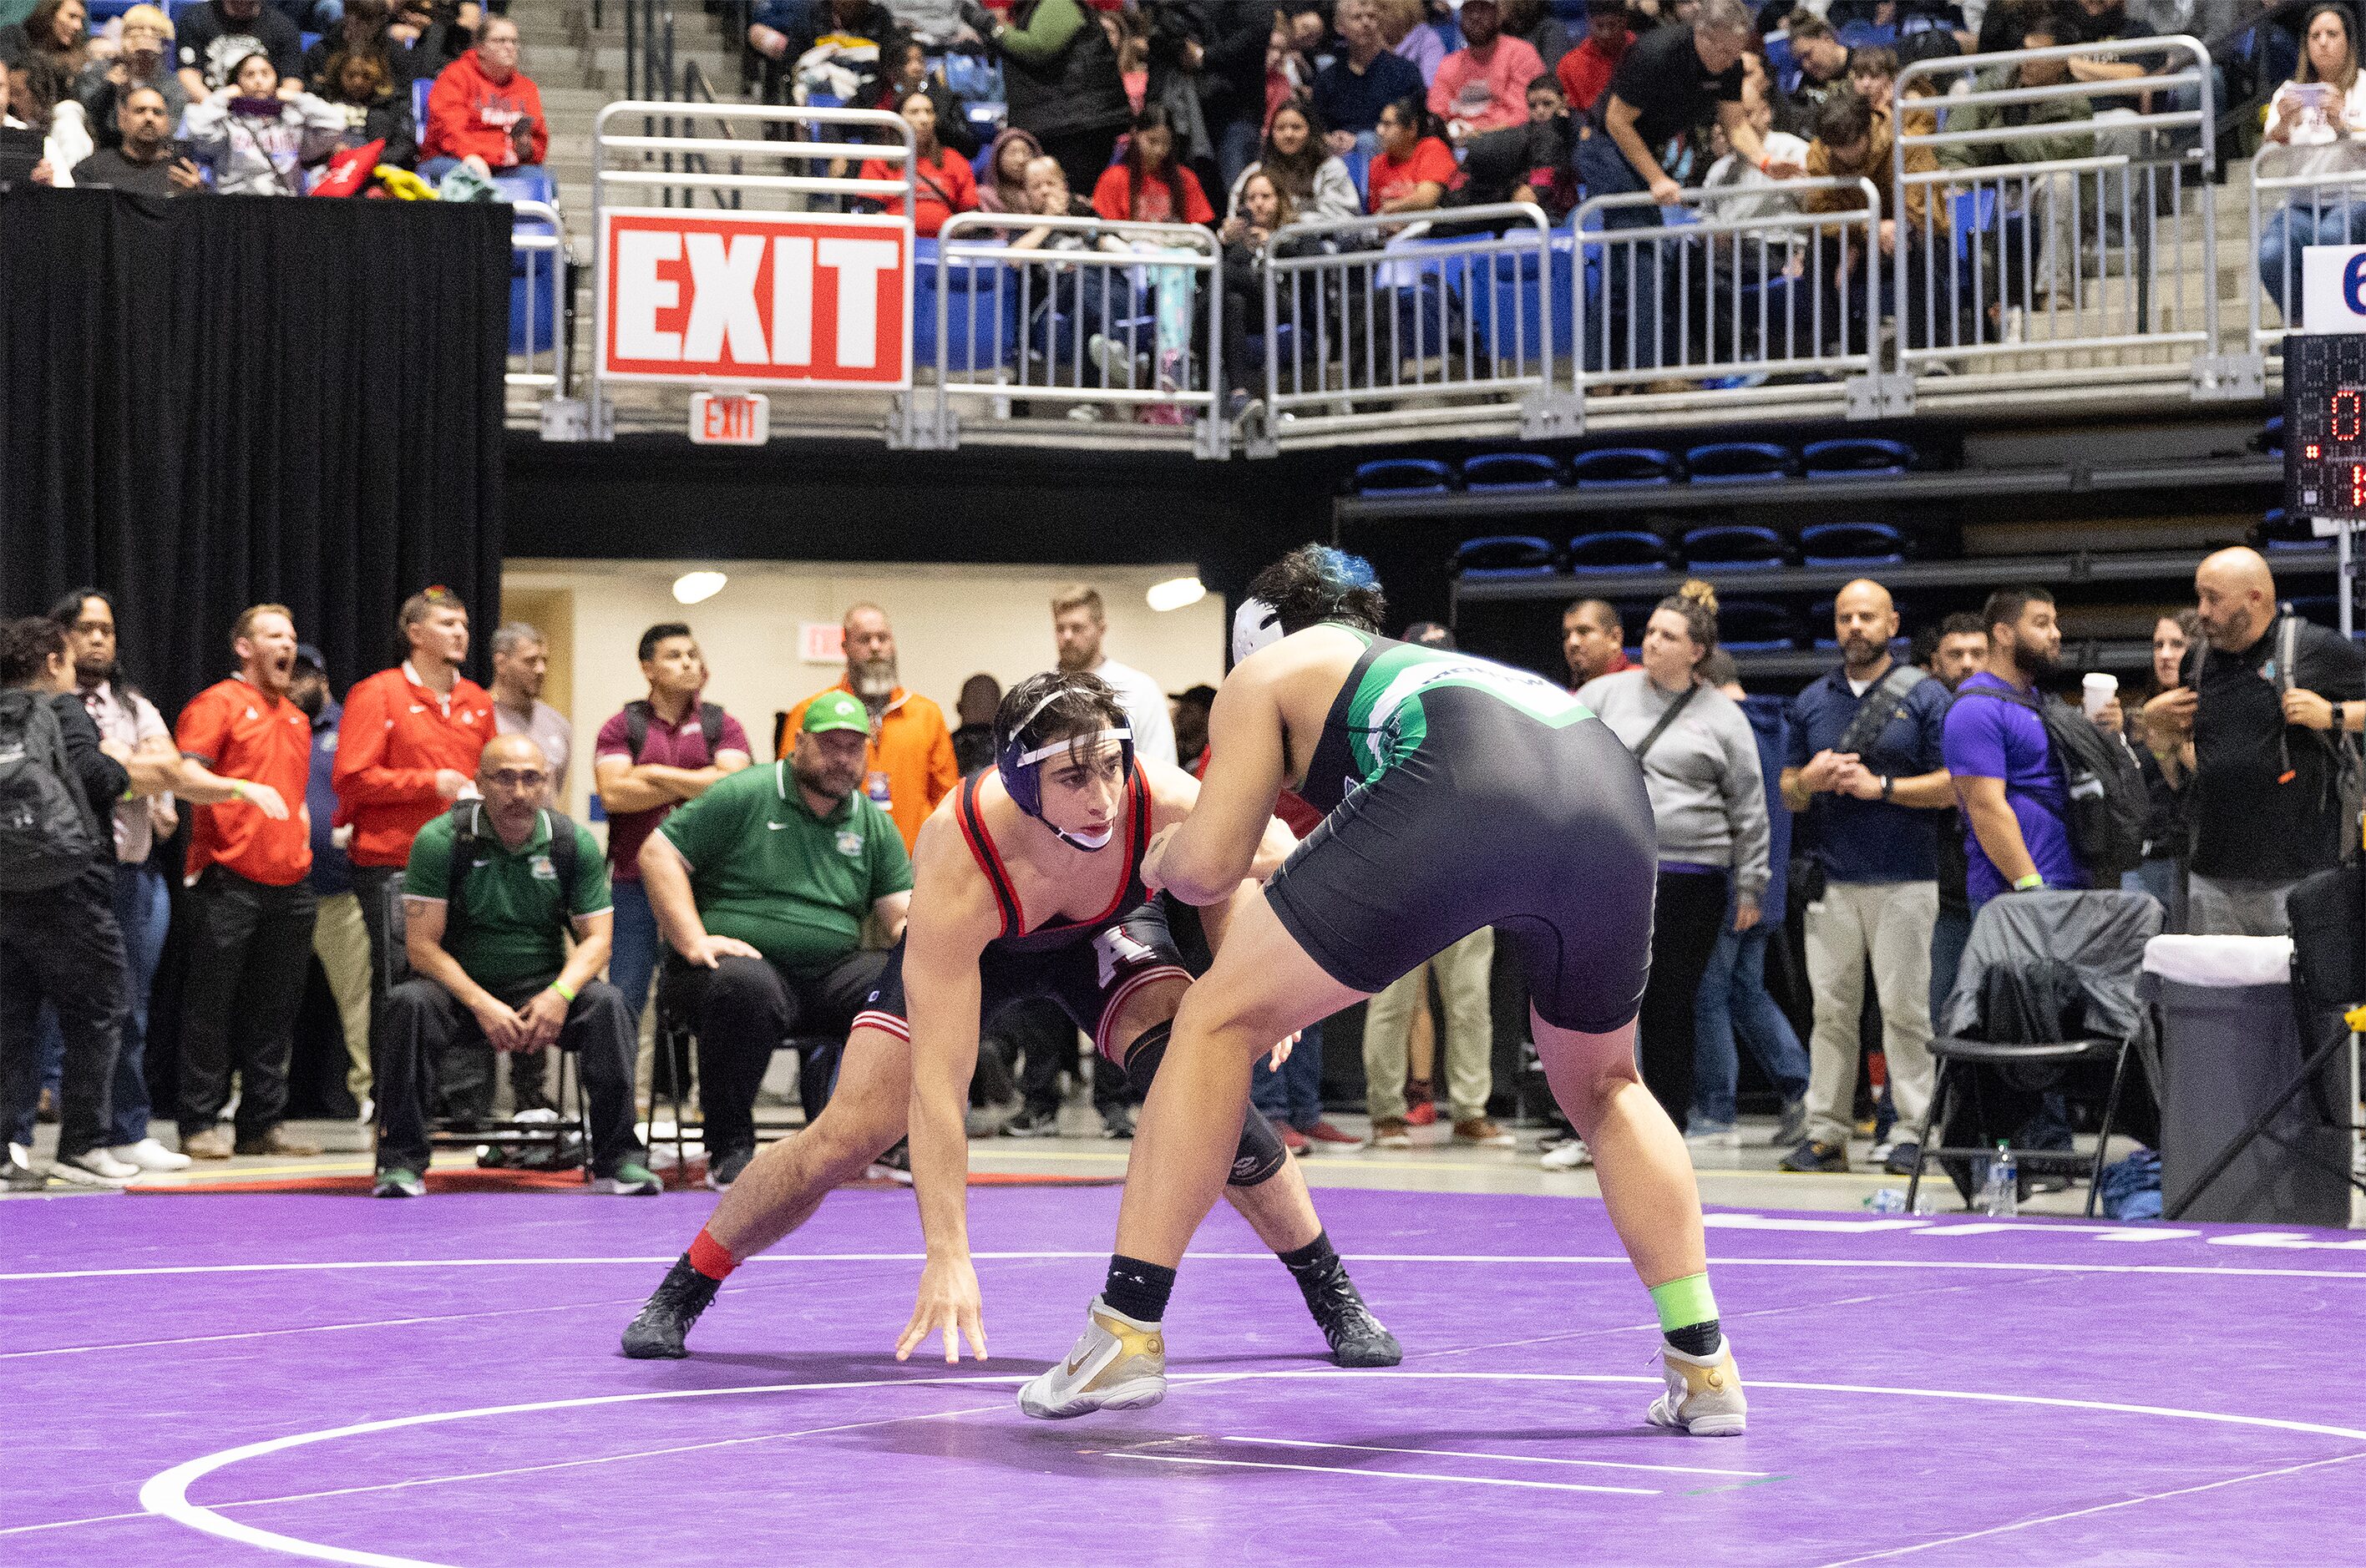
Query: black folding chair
[[1905, 889, 2163, 1216], [642, 962, 838, 1183]]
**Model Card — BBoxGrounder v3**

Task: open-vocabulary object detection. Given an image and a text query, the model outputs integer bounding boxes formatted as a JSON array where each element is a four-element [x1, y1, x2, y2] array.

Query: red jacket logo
[[599, 210, 911, 388]]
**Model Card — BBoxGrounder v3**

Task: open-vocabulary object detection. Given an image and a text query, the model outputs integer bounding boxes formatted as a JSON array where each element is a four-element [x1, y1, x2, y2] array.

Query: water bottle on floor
[[1978, 1141, 2019, 1217]]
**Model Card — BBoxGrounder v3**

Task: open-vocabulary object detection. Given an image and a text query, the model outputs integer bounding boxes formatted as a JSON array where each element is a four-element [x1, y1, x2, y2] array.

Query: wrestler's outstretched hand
[[897, 1253, 989, 1364]]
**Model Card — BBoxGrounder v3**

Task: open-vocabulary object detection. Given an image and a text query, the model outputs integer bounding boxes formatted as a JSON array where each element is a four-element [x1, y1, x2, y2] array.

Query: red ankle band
[[687, 1228, 738, 1281]]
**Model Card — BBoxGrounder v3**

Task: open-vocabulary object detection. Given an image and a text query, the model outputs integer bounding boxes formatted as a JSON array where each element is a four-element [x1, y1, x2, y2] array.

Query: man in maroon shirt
[[593, 623, 753, 1040]]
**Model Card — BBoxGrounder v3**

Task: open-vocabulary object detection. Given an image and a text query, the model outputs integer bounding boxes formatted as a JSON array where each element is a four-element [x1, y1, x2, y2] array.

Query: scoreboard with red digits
[[2287, 332, 2366, 521]]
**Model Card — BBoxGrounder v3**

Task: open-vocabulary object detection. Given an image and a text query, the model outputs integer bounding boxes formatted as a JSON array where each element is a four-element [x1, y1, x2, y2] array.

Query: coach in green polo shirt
[[641, 690, 914, 1188], [376, 735, 656, 1199]]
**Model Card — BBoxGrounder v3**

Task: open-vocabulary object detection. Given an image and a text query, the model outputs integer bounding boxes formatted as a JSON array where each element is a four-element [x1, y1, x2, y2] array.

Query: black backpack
[[0, 690, 99, 894], [438, 800, 583, 950], [1955, 683, 2147, 880], [623, 699, 722, 762]]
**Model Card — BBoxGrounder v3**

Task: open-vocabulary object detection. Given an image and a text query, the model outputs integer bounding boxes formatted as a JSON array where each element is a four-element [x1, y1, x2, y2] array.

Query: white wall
[[502, 558, 1226, 822]]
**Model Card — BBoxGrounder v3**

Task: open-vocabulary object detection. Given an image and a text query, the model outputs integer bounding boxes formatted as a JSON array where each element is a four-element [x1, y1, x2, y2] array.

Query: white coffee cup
[[2082, 671, 2119, 719]]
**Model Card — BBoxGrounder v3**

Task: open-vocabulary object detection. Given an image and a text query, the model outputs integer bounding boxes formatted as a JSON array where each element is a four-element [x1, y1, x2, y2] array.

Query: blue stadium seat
[[1342, 143, 1371, 205], [2290, 594, 2339, 628], [1461, 452, 1561, 492], [913, 238, 1024, 375], [508, 202, 561, 357], [1948, 187, 1997, 263], [1802, 436, 1914, 478], [1684, 441, 1797, 484], [413, 76, 432, 134], [1681, 524, 1789, 570], [1569, 446, 1679, 488], [965, 103, 1006, 143], [86, 0, 139, 19], [2263, 414, 2284, 454], [1800, 520, 1907, 565], [491, 167, 555, 205], [1453, 536, 1558, 579], [1765, 31, 1800, 95], [1567, 529, 1674, 574], [1719, 599, 1800, 652], [300, 29, 320, 53], [2261, 506, 2323, 552], [1352, 458, 1454, 496]]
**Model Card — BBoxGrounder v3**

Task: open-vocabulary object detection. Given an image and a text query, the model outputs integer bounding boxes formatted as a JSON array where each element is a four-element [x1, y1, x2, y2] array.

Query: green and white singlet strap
[[1342, 642, 1597, 786]]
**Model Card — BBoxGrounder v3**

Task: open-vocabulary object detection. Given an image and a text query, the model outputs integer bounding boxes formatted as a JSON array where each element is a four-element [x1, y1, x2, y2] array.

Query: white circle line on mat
[[135, 1372, 2366, 1568]]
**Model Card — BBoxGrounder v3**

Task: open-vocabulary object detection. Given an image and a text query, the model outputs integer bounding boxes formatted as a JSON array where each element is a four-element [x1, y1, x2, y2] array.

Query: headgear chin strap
[[998, 688, 1134, 852], [1232, 597, 1284, 666]]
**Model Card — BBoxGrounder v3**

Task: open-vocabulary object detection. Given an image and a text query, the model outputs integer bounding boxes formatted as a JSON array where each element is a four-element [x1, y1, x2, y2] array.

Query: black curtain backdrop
[[0, 186, 509, 712]]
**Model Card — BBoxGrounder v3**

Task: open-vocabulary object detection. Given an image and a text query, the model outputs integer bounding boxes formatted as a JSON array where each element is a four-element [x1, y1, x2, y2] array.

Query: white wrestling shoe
[[1539, 1136, 1593, 1170], [1016, 1297, 1168, 1419], [110, 1138, 192, 1172], [1647, 1340, 1747, 1437]]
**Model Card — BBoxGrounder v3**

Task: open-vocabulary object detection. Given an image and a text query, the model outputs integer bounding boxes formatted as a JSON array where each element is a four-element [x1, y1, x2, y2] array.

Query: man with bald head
[[785, 603, 957, 852], [1777, 579, 1956, 1175], [2152, 548, 2366, 936], [377, 733, 653, 1197]]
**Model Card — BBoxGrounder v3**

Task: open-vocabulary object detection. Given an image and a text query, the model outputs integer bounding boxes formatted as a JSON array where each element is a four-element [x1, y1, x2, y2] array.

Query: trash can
[[2145, 935, 2353, 1227]]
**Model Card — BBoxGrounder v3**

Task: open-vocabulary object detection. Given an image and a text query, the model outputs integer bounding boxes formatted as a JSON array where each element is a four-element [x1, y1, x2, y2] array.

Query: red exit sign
[[690, 391, 770, 446]]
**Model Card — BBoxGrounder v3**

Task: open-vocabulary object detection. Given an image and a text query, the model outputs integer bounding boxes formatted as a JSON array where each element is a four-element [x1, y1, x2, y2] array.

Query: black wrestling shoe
[[621, 1256, 722, 1359], [1305, 1274, 1403, 1368]]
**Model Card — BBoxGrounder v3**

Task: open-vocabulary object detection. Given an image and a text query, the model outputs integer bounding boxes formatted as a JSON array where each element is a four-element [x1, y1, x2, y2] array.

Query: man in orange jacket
[[783, 603, 957, 852], [418, 15, 548, 184], [334, 586, 497, 1090]]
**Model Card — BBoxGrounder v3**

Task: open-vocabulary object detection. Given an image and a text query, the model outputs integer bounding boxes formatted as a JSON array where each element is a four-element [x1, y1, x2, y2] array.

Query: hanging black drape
[[0, 186, 509, 712]]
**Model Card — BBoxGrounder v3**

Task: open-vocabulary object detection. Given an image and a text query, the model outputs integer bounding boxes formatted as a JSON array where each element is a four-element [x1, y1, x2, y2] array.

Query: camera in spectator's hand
[[958, 1, 996, 38]]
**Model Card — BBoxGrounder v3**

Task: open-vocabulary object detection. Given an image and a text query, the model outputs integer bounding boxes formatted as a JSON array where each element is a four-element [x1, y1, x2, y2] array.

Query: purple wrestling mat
[[7, 1186, 2365, 1565]]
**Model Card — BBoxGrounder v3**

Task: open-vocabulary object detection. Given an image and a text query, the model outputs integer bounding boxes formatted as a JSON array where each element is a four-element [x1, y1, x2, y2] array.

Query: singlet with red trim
[[955, 762, 1153, 954]]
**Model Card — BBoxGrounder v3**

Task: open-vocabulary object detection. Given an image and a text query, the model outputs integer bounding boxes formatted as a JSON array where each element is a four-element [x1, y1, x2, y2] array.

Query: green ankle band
[[1649, 1272, 1718, 1335]]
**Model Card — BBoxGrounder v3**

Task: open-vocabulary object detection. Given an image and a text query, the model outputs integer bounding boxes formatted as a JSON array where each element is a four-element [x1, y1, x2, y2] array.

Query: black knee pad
[[1120, 1019, 1172, 1100], [1229, 1109, 1289, 1188]]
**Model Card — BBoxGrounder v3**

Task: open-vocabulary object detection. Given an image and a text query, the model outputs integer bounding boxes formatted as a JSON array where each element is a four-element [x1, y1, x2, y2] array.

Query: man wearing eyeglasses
[[372, 735, 655, 1197]]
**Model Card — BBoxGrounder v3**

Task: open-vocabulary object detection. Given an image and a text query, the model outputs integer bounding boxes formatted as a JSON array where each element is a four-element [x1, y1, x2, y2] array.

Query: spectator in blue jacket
[[1690, 651, 1810, 1150], [292, 645, 372, 1120]]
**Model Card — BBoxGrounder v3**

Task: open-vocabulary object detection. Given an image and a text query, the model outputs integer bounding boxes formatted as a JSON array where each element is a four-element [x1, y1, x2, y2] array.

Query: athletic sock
[[1650, 1272, 1721, 1358], [1102, 1254, 1176, 1324], [1278, 1230, 1349, 1306], [687, 1227, 739, 1282]]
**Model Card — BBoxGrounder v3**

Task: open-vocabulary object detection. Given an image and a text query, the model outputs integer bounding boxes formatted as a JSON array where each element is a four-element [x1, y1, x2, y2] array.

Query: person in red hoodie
[[418, 14, 546, 183], [334, 585, 496, 1083]]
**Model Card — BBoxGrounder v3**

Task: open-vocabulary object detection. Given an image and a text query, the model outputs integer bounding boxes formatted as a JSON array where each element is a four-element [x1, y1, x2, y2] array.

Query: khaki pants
[[1804, 880, 1938, 1148], [312, 890, 372, 1103], [1362, 927, 1495, 1124]]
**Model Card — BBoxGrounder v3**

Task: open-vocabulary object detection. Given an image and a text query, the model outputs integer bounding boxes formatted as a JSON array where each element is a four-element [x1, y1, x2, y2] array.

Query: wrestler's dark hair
[[1246, 545, 1387, 637], [994, 670, 1130, 761]]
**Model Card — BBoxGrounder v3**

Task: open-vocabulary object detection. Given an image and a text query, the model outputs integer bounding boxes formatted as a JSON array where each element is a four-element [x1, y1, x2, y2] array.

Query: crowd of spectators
[[1528, 546, 2365, 1179], [1, 0, 540, 194]]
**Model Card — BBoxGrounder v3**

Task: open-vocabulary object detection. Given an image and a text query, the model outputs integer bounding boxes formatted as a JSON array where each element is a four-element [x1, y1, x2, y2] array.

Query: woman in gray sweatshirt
[[1576, 580, 1770, 1132]]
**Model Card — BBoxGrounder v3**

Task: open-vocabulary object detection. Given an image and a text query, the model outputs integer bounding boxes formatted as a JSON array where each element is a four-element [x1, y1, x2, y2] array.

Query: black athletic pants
[[355, 862, 548, 1112], [177, 867, 317, 1142], [375, 977, 643, 1177], [0, 863, 127, 1161], [665, 949, 887, 1156], [1636, 867, 1730, 1134]]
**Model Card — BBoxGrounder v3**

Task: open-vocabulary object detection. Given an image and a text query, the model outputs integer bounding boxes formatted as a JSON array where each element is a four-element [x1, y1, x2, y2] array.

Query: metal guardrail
[[1893, 37, 2246, 402], [1253, 203, 1572, 449], [509, 198, 570, 398], [922, 213, 1227, 457], [2247, 144, 2366, 351], [1573, 179, 1882, 422]]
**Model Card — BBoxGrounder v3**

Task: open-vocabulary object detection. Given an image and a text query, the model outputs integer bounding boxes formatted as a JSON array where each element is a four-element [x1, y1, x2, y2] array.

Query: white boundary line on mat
[[124, 1372, 2366, 1568]]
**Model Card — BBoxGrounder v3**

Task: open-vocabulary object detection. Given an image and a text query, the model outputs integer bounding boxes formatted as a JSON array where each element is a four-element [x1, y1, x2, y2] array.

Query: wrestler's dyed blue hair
[[1246, 545, 1386, 637]]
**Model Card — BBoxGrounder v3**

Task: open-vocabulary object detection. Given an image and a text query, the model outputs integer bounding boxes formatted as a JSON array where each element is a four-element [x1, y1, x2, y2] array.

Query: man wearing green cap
[[640, 690, 914, 1188]]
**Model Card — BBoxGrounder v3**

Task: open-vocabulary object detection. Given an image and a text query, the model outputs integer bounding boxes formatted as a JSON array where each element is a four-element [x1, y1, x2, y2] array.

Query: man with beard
[[594, 623, 752, 1043], [175, 604, 322, 1161], [623, 671, 1400, 1373], [1942, 588, 2086, 914], [73, 86, 205, 195], [639, 693, 912, 1189], [1051, 585, 1177, 768], [1776, 579, 1954, 1176], [786, 604, 957, 854]]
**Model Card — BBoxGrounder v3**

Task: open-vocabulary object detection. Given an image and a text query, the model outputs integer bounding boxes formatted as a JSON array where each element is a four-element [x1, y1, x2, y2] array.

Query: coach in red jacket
[[418, 15, 548, 182], [334, 586, 496, 1080]]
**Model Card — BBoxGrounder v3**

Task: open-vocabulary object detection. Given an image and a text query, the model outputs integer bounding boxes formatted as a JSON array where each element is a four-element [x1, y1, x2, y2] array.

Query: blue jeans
[[19, 862, 169, 1149], [1691, 922, 1809, 1127], [1576, 133, 1669, 372], [608, 877, 661, 1029], [1251, 1018, 1325, 1129], [1928, 901, 1973, 1030], [2258, 199, 2366, 324]]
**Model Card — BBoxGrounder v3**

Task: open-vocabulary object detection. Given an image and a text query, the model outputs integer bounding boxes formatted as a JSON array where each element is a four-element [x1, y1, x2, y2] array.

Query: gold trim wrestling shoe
[[1016, 1296, 1168, 1419], [1646, 1341, 1747, 1437]]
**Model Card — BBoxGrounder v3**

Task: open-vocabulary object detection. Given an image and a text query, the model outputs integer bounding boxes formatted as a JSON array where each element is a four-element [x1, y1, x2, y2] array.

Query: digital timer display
[[2286, 332, 2366, 521]]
